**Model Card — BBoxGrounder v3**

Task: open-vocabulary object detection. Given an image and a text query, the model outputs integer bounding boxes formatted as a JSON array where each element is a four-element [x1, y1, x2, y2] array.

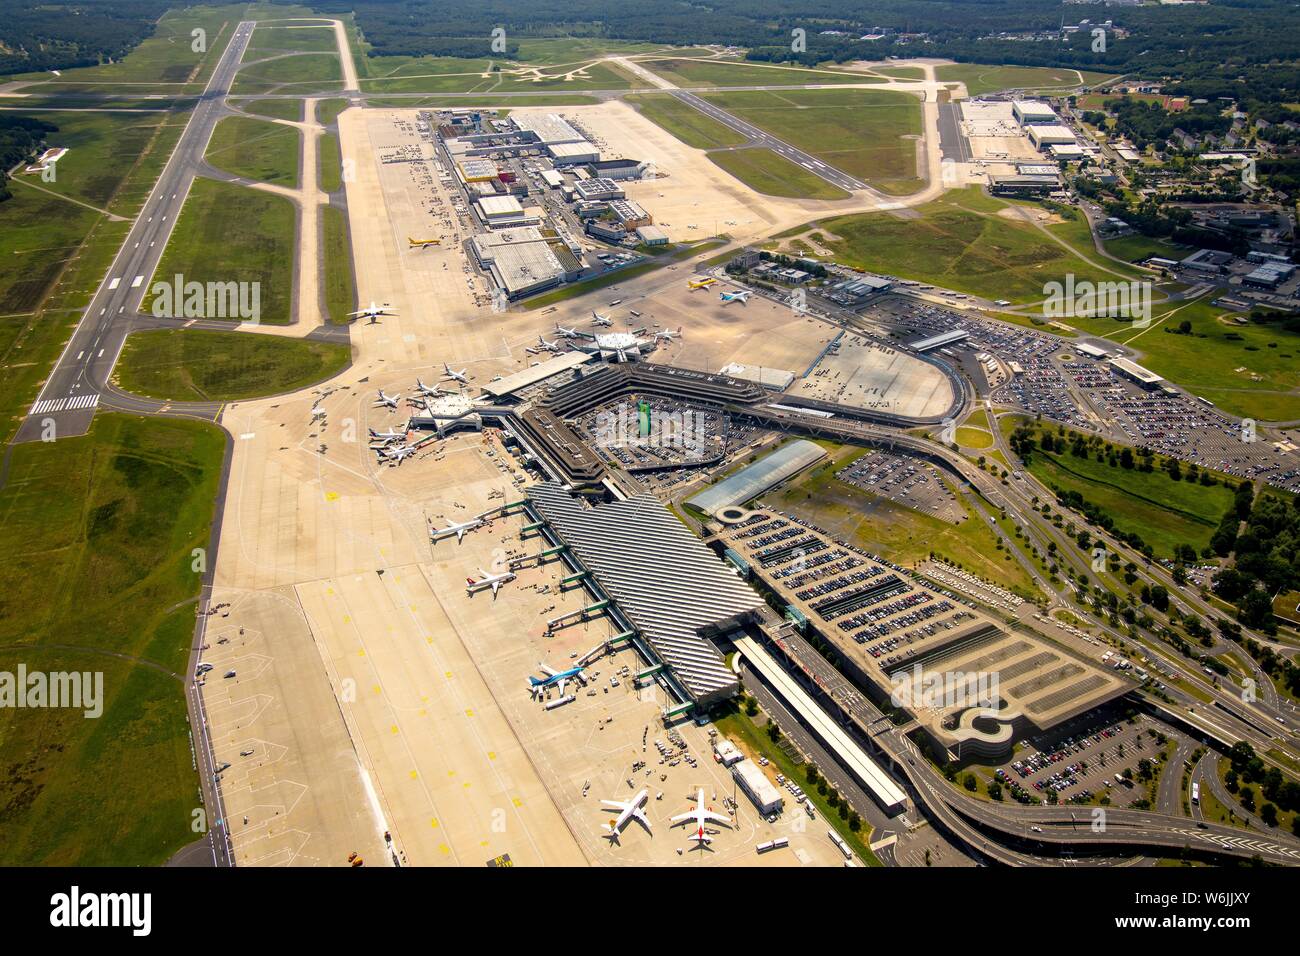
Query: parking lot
[[837, 448, 965, 524]]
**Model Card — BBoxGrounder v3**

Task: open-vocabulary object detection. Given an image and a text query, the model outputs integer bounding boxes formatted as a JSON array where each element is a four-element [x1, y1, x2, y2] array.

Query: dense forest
[[0, 1, 172, 76], [0, 115, 57, 202], [298, 0, 1300, 84]]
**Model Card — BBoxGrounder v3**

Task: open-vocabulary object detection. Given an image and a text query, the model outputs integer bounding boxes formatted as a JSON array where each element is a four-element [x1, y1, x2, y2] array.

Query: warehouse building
[[549, 140, 600, 164], [470, 227, 569, 298], [610, 199, 652, 229], [636, 225, 669, 246], [587, 158, 646, 180], [1013, 100, 1058, 125], [990, 174, 1059, 197], [1027, 125, 1077, 150], [573, 177, 625, 202]]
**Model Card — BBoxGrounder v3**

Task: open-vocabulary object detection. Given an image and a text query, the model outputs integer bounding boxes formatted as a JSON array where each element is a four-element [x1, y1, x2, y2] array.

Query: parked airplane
[[554, 323, 582, 339], [380, 444, 417, 465], [369, 426, 407, 444], [600, 789, 651, 843], [373, 390, 401, 410], [590, 311, 613, 327], [466, 567, 515, 597], [527, 662, 587, 698], [441, 363, 470, 385], [430, 516, 484, 543], [687, 277, 718, 290], [350, 301, 396, 322], [407, 236, 441, 248], [670, 788, 731, 846], [654, 327, 683, 343], [536, 334, 562, 352], [414, 377, 450, 397], [719, 290, 752, 305]]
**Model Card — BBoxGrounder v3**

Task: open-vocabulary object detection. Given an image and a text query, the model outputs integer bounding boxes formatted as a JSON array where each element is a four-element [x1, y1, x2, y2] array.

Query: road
[[13, 21, 257, 444]]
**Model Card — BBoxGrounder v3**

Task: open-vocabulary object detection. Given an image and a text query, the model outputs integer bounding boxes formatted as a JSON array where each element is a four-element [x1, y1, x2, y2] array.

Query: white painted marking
[[108, 277, 121, 290], [76, 351, 84, 360], [239, 432, 256, 440], [131, 275, 144, 288]]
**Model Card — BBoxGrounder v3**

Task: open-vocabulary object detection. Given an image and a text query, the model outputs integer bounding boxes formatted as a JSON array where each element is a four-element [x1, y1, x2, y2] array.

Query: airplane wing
[[490, 579, 502, 597], [556, 677, 567, 696], [668, 809, 696, 825], [600, 799, 629, 812], [454, 527, 467, 542], [703, 809, 731, 827], [631, 808, 652, 832], [539, 663, 559, 677]]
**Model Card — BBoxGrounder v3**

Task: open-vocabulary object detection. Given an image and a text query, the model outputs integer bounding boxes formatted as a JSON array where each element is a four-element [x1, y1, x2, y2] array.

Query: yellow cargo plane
[[686, 277, 717, 290], [408, 236, 441, 248]]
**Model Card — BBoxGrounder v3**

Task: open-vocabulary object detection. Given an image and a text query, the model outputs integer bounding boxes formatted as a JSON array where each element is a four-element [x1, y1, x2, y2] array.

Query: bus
[[1191, 782, 1200, 805]]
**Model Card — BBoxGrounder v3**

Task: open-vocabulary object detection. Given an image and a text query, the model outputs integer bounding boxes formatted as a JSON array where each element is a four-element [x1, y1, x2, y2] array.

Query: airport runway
[[12, 21, 257, 444], [669, 89, 871, 193]]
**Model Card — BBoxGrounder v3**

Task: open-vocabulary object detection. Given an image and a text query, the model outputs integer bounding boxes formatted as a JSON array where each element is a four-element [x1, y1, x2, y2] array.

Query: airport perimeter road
[[12, 21, 255, 444]]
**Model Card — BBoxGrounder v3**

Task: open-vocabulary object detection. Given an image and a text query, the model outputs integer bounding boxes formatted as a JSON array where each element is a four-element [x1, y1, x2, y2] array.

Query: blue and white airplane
[[719, 290, 752, 305], [528, 661, 587, 698]]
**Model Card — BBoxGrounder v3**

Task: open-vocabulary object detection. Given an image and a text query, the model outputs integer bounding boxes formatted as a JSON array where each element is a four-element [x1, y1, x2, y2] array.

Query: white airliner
[[654, 327, 683, 343], [414, 377, 449, 397], [600, 789, 651, 843], [430, 516, 484, 543], [590, 311, 613, 327], [373, 390, 401, 410], [380, 444, 416, 465], [369, 426, 407, 444], [719, 290, 752, 305], [441, 363, 470, 385], [466, 567, 515, 597], [349, 301, 396, 322], [670, 788, 732, 846], [527, 661, 587, 698], [536, 334, 562, 352], [554, 323, 581, 339]]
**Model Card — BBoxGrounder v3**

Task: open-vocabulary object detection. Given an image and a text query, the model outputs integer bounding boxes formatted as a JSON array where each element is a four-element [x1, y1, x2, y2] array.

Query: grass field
[[321, 204, 356, 324], [1002, 417, 1238, 558], [816, 187, 1134, 302], [143, 178, 296, 325], [8, 5, 244, 90], [319, 130, 342, 193], [762, 444, 1039, 599], [236, 97, 304, 122], [1104, 234, 1185, 264], [709, 148, 852, 200], [115, 328, 349, 401], [698, 88, 922, 194], [1059, 298, 1300, 422], [936, 64, 1112, 97], [643, 58, 876, 88], [233, 52, 342, 95], [625, 93, 747, 149], [316, 97, 350, 126], [247, 23, 338, 54], [0, 413, 226, 865], [204, 115, 300, 188], [364, 94, 598, 109], [361, 59, 636, 94]]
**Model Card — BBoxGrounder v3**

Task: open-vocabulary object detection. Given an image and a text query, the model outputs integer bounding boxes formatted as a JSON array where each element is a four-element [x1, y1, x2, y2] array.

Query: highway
[[13, 21, 256, 444]]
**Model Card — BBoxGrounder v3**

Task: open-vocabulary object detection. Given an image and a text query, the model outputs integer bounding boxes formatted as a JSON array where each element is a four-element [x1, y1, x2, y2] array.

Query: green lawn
[[237, 97, 304, 122], [318, 130, 342, 193], [817, 187, 1135, 302], [709, 148, 851, 200], [316, 97, 350, 126], [1104, 234, 1185, 264], [935, 64, 1110, 97], [11, 5, 244, 89], [626, 93, 747, 150], [699, 88, 922, 194], [643, 58, 876, 88], [114, 328, 349, 401], [247, 23, 339, 54], [0, 413, 226, 865], [205, 115, 300, 187], [762, 444, 1040, 599], [362, 60, 635, 94], [233, 52, 342, 95], [321, 204, 356, 324], [143, 178, 296, 325], [1006, 419, 1238, 558]]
